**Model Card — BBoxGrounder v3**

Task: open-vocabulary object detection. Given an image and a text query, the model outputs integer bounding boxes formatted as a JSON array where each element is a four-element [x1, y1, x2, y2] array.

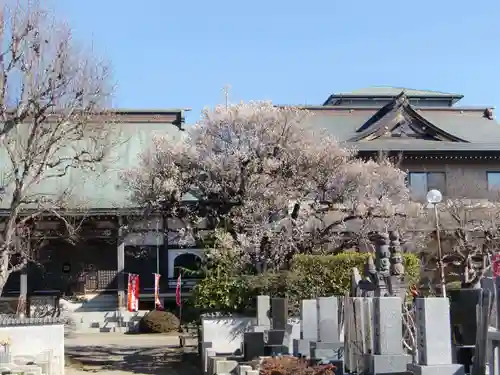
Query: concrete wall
[[0, 320, 64, 374]]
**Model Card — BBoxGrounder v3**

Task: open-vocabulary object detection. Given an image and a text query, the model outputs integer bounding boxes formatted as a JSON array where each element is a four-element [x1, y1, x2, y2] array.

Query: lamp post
[[426, 189, 446, 298]]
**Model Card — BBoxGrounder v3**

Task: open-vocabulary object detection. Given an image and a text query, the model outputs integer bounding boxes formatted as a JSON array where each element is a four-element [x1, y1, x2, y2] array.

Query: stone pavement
[[65, 333, 200, 375]]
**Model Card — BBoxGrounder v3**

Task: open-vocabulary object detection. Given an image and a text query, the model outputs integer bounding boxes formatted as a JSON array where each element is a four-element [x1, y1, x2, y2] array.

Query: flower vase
[[0, 345, 11, 364]]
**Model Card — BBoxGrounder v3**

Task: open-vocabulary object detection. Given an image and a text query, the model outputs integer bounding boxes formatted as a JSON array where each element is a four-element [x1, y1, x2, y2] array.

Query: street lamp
[[426, 189, 446, 298]]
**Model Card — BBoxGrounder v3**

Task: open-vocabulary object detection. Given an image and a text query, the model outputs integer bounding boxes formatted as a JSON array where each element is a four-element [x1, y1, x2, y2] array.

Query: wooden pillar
[[117, 216, 125, 310], [162, 214, 168, 275], [19, 267, 28, 317]]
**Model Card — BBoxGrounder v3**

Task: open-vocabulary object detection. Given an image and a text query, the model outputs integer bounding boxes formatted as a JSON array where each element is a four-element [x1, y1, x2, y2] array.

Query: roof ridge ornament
[[484, 108, 494, 120], [395, 91, 408, 106]]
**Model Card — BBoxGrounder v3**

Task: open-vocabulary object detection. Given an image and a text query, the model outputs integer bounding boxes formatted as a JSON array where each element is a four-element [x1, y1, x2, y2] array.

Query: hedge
[[192, 252, 420, 314], [288, 252, 420, 299]]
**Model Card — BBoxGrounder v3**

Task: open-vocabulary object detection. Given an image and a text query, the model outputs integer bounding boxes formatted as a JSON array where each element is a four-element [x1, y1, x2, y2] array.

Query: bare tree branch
[[123, 102, 414, 272], [0, 0, 116, 294]]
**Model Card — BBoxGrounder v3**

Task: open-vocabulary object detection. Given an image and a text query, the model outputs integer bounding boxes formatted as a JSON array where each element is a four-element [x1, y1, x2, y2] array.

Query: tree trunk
[[0, 251, 11, 297]]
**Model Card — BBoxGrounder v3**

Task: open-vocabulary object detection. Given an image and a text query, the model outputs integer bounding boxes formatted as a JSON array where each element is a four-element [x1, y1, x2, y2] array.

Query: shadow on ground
[[66, 345, 201, 375]]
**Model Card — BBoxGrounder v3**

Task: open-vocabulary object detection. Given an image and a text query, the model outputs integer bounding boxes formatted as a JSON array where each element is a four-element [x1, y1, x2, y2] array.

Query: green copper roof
[[334, 86, 464, 98], [0, 120, 185, 211]]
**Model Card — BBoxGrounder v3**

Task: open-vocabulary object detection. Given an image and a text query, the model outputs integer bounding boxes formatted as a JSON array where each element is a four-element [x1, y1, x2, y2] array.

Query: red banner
[[493, 254, 500, 278], [127, 274, 140, 312], [175, 273, 182, 306], [154, 273, 163, 309]]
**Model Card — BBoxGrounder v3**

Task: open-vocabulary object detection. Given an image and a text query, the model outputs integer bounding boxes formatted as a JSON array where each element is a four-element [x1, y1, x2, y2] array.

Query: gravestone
[[472, 289, 492, 375], [365, 297, 410, 374], [270, 297, 287, 330], [313, 296, 344, 368], [317, 296, 339, 343], [265, 298, 288, 355], [407, 297, 465, 375], [449, 288, 482, 346], [301, 299, 318, 341], [256, 295, 271, 328], [243, 332, 265, 361], [449, 288, 483, 373], [293, 299, 318, 357]]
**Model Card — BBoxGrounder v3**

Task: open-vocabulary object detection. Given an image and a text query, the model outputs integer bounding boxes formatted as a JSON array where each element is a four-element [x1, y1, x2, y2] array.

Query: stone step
[[70, 310, 148, 334]]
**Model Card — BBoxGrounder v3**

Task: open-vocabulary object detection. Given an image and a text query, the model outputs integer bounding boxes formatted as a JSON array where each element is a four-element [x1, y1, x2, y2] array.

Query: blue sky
[[54, 0, 499, 123]]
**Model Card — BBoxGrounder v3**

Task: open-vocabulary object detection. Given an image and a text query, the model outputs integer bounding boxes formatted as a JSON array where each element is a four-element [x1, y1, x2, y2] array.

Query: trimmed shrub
[[191, 270, 253, 313], [192, 252, 421, 314], [138, 310, 180, 333], [289, 252, 420, 299]]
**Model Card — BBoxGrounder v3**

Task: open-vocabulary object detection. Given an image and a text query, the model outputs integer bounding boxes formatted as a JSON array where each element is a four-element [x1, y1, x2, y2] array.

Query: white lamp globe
[[426, 189, 442, 204]]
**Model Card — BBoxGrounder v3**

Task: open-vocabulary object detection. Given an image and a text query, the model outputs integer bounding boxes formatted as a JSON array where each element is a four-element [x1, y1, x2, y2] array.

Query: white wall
[[0, 322, 64, 375]]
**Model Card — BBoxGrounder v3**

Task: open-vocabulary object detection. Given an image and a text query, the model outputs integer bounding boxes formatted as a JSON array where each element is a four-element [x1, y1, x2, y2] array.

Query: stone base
[[203, 348, 217, 374], [267, 329, 286, 345], [251, 325, 269, 333], [206, 356, 227, 375], [264, 344, 289, 356], [365, 354, 411, 374], [407, 363, 465, 375], [310, 358, 344, 374], [214, 359, 238, 375], [293, 339, 312, 357], [237, 364, 252, 375], [312, 342, 344, 361]]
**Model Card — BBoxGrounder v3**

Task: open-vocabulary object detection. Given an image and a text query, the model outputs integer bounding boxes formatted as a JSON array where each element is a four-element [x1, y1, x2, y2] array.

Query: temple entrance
[[28, 238, 117, 295], [124, 245, 159, 292], [173, 252, 203, 288]]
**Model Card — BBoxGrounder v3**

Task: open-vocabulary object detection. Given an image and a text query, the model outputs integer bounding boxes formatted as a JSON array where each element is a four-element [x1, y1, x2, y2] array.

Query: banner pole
[[178, 270, 183, 333]]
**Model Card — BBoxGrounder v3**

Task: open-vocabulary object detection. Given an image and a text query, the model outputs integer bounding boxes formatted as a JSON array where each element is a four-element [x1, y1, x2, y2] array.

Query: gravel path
[[65, 333, 200, 375]]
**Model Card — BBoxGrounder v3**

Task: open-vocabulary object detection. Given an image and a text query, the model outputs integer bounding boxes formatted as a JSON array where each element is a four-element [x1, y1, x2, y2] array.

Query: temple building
[[1, 109, 203, 310], [302, 87, 500, 200], [3, 87, 500, 311]]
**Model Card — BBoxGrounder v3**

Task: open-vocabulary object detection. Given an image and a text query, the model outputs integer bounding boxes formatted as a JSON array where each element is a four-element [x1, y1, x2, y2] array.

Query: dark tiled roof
[[308, 110, 373, 141], [420, 111, 500, 143], [349, 140, 500, 152], [304, 92, 500, 152]]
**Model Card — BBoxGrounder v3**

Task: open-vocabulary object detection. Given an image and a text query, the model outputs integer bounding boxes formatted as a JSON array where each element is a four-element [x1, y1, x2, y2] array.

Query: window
[[408, 172, 446, 200], [487, 172, 500, 191]]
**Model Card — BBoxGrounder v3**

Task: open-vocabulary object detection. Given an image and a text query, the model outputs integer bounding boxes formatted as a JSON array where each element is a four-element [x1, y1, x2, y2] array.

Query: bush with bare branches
[[419, 171, 500, 290], [0, 1, 116, 294]]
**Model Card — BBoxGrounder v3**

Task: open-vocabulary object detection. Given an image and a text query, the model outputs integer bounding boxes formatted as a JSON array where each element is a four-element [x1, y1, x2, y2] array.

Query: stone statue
[[388, 231, 407, 297], [376, 232, 391, 276], [352, 231, 407, 298], [389, 231, 405, 276]]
